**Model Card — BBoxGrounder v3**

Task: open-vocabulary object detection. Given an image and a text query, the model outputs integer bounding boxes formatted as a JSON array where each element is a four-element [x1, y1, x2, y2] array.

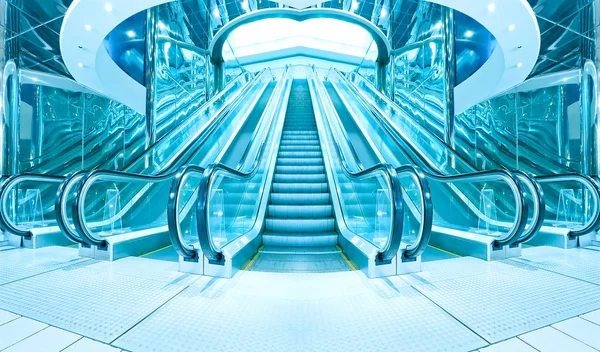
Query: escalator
[[249, 79, 351, 272], [346, 71, 600, 250], [60, 69, 284, 260], [168, 67, 431, 277], [0, 70, 256, 249], [323, 68, 542, 261]]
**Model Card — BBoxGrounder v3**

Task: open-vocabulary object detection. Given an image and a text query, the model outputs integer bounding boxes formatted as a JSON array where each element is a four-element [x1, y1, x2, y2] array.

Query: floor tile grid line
[[0, 318, 49, 351], [0, 258, 94, 288], [580, 313, 600, 327], [507, 257, 600, 288], [106, 276, 201, 345], [397, 275, 490, 345], [547, 325, 600, 351], [0, 313, 19, 328], [498, 337, 542, 352]]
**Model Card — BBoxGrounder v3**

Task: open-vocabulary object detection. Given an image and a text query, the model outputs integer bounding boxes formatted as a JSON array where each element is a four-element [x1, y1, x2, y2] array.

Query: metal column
[[144, 7, 159, 149], [442, 7, 456, 148]]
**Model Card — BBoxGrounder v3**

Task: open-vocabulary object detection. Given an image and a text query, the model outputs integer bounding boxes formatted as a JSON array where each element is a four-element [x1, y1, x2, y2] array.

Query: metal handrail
[[0, 174, 64, 238], [334, 69, 531, 247], [55, 171, 87, 243], [168, 66, 293, 261], [70, 70, 274, 247], [310, 66, 433, 261]]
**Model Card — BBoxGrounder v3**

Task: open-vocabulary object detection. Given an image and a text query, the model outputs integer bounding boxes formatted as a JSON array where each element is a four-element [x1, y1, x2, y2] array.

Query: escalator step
[[270, 193, 330, 205], [276, 158, 323, 166], [268, 205, 333, 218], [274, 173, 326, 183], [272, 182, 328, 193], [263, 233, 338, 247], [276, 165, 324, 174], [266, 218, 335, 233]]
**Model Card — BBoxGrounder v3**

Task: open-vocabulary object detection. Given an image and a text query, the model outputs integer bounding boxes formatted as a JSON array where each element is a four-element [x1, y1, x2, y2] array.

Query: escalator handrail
[[336, 69, 529, 247], [510, 170, 546, 244], [55, 171, 88, 243], [171, 67, 293, 262], [0, 174, 65, 238], [310, 66, 433, 261], [536, 173, 600, 236], [70, 70, 274, 247]]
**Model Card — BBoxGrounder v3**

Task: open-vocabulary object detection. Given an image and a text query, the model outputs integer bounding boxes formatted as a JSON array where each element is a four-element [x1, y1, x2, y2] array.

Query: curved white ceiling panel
[[427, 0, 540, 114], [60, 0, 174, 113]]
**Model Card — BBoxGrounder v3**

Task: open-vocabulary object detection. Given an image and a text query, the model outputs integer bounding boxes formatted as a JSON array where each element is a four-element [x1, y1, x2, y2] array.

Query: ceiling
[[1, 0, 598, 80]]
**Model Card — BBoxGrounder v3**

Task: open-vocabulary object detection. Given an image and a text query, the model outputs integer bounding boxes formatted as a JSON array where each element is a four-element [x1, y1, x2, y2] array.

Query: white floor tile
[[519, 327, 597, 352], [581, 309, 600, 326], [552, 317, 600, 350], [3, 326, 81, 352], [0, 310, 19, 326], [61, 338, 120, 352], [479, 338, 538, 352], [0, 317, 47, 350]]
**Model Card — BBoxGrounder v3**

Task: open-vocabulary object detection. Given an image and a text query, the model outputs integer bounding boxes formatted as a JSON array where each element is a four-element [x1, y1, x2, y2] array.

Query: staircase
[[253, 79, 349, 272]]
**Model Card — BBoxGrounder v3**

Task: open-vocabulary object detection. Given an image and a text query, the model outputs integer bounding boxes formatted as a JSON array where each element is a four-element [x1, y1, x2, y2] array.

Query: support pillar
[[144, 7, 158, 149], [442, 7, 456, 148], [375, 61, 387, 93], [213, 61, 225, 94]]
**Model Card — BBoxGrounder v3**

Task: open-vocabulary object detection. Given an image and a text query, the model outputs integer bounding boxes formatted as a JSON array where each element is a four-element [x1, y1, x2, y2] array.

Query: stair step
[[259, 245, 340, 254], [276, 165, 324, 174], [268, 205, 332, 218], [279, 145, 321, 151], [280, 140, 319, 146], [274, 173, 326, 183], [263, 233, 338, 247], [266, 218, 335, 233], [276, 158, 323, 166], [278, 151, 322, 158], [270, 193, 330, 205], [272, 182, 327, 193]]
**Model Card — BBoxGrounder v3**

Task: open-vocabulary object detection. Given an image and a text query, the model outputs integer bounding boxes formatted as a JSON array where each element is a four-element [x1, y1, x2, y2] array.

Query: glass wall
[[455, 79, 581, 175], [17, 75, 146, 175], [391, 2, 446, 140]]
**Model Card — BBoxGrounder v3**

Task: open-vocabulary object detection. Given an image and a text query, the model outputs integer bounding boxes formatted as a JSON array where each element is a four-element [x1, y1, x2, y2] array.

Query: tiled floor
[[2, 245, 600, 351]]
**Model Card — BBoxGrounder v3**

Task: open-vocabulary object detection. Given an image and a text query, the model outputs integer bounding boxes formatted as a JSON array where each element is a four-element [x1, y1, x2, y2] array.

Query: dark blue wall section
[[103, 10, 147, 86], [454, 11, 496, 86]]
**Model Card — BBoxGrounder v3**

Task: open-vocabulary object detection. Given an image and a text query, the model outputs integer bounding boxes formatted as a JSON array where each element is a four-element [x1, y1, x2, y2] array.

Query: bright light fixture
[[126, 30, 136, 38], [487, 3, 495, 12], [241, 0, 249, 11], [517, 62, 523, 68], [105, 3, 113, 12], [77, 63, 84, 68], [85, 24, 92, 31], [213, 7, 220, 17], [465, 30, 474, 38], [380, 7, 387, 17], [508, 24, 515, 31], [351, 1, 359, 10]]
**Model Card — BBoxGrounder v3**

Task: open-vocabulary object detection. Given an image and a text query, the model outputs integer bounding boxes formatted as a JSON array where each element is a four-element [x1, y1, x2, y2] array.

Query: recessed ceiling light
[[78, 63, 84, 68], [465, 30, 474, 38], [381, 8, 387, 17], [213, 7, 220, 17], [508, 24, 515, 31], [241, 0, 249, 11], [126, 30, 136, 38], [488, 3, 495, 12], [351, 1, 359, 10], [85, 24, 92, 31], [105, 3, 113, 12], [517, 62, 523, 68]]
